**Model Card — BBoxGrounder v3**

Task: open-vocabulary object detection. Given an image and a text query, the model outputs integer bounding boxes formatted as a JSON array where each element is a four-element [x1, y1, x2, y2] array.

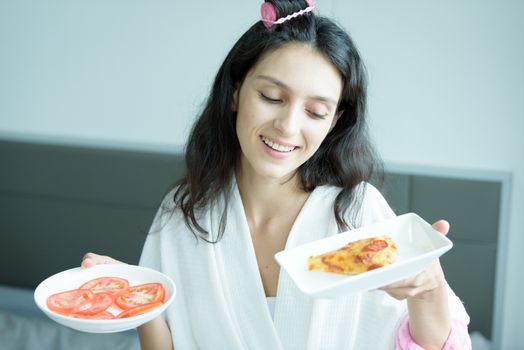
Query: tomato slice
[[363, 239, 388, 252], [73, 292, 113, 315], [47, 289, 94, 315], [70, 310, 115, 319], [79, 276, 129, 296], [115, 283, 165, 310], [116, 301, 163, 319]]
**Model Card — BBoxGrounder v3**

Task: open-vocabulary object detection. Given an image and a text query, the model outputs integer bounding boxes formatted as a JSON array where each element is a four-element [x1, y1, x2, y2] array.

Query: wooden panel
[[0, 139, 187, 288], [410, 175, 500, 243], [408, 174, 502, 339], [0, 140, 503, 341], [440, 241, 497, 339], [0, 140, 185, 208], [381, 173, 412, 215], [0, 193, 157, 288]]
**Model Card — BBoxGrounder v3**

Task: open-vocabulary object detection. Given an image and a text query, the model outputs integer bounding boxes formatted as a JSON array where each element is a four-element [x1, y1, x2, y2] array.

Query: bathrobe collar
[[214, 180, 341, 349]]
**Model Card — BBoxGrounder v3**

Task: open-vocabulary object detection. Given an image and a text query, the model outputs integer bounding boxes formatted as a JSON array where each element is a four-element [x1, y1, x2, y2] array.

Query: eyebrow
[[256, 75, 338, 107]]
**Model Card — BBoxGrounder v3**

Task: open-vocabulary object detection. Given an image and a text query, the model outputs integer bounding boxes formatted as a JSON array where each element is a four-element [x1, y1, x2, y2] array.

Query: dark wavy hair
[[172, 0, 382, 242]]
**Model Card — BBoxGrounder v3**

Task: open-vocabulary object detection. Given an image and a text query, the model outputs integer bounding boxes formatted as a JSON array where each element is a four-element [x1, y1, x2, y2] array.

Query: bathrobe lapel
[[215, 183, 344, 349], [208, 183, 283, 349], [273, 185, 344, 350]]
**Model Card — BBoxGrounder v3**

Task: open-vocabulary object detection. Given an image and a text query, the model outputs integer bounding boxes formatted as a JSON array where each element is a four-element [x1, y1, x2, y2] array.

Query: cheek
[[236, 111, 255, 137], [236, 108, 261, 149], [303, 123, 333, 151], [236, 101, 270, 132], [235, 114, 249, 149]]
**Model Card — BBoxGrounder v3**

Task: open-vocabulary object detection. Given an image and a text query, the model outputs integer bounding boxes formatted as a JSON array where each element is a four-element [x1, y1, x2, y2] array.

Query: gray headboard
[[0, 140, 185, 288], [0, 139, 501, 340]]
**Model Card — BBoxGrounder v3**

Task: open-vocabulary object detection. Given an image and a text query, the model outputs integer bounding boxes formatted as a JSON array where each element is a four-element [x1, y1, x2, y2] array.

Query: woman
[[82, 1, 470, 349]]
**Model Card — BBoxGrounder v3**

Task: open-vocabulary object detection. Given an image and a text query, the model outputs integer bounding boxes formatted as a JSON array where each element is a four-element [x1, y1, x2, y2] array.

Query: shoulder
[[313, 182, 394, 228], [359, 182, 389, 207], [312, 184, 344, 201], [316, 182, 391, 211], [148, 186, 183, 232], [357, 182, 396, 227]]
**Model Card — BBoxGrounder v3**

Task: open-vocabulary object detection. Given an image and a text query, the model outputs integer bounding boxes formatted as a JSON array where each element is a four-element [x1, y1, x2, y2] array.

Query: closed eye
[[307, 111, 328, 120], [259, 92, 282, 104]]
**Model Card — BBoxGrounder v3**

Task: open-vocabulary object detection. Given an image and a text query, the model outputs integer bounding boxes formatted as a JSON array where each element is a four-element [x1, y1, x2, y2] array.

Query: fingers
[[380, 261, 445, 300], [381, 276, 435, 300], [380, 275, 427, 299], [381, 287, 427, 301], [431, 220, 450, 236], [81, 252, 121, 268]]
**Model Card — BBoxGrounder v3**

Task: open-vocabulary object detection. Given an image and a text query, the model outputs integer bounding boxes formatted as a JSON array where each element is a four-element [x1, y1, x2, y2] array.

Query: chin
[[240, 153, 303, 182], [258, 166, 299, 182]]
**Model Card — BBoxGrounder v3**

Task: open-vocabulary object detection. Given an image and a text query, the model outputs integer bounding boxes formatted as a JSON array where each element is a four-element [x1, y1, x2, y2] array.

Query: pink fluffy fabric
[[396, 317, 472, 350]]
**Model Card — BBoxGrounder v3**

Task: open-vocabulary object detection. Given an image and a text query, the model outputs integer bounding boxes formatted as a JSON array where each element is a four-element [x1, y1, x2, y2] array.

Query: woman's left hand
[[381, 220, 452, 349], [380, 220, 449, 301]]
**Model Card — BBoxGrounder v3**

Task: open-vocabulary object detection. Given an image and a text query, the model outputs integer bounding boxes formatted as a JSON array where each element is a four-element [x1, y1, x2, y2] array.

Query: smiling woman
[[78, 1, 471, 349]]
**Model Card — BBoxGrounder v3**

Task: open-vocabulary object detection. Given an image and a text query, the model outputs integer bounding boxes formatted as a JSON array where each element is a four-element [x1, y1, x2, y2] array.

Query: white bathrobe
[[139, 181, 469, 350]]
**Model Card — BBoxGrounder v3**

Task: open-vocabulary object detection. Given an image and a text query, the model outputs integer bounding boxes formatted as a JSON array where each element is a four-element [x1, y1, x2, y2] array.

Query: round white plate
[[34, 264, 176, 333]]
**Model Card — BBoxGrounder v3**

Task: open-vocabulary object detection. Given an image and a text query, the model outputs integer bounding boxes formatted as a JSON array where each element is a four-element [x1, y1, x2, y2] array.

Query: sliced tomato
[[47, 289, 94, 315], [116, 301, 163, 318], [363, 239, 388, 252], [115, 283, 165, 310], [70, 310, 115, 319], [73, 292, 113, 315], [79, 276, 129, 296]]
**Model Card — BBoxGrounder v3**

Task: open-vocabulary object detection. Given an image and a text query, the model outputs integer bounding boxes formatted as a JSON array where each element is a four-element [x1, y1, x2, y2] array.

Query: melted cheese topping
[[308, 236, 398, 275]]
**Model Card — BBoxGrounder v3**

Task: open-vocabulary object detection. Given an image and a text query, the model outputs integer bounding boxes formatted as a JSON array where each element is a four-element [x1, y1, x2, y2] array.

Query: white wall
[[0, 0, 256, 151], [1, 1, 523, 348], [330, 1, 524, 349]]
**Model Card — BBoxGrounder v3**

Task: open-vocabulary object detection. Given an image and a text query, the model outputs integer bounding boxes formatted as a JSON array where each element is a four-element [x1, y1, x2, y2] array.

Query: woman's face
[[234, 43, 343, 183]]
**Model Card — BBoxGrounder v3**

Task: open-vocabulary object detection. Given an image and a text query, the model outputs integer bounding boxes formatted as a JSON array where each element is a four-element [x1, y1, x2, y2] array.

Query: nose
[[273, 104, 301, 137]]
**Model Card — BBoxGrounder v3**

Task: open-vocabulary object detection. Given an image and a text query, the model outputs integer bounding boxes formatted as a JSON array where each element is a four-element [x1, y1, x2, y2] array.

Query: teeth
[[261, 136, 295, 152]]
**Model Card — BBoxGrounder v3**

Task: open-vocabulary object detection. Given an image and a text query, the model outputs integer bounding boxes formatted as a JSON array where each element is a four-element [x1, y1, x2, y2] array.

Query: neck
[[236, 168, 309, 228]]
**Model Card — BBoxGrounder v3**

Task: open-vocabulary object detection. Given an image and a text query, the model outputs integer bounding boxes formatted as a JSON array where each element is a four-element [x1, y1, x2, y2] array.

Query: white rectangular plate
[[275, 213, 452, 298]]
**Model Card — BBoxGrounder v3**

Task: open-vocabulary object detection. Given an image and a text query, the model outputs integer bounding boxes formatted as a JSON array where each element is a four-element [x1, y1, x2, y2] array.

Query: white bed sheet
[[0, 284, 140, 350]]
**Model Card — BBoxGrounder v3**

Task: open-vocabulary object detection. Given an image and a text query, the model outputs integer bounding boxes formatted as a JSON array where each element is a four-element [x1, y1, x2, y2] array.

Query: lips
[[260, 136, 298, 153]]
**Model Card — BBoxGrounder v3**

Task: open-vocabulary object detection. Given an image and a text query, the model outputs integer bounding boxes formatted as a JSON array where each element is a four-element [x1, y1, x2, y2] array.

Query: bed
[[0, 139, 185, 350], [0, 284, 140, 350], [0, 138, 494, 348]]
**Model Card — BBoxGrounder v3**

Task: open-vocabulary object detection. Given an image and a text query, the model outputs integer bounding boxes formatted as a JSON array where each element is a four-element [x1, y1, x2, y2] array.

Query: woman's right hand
[[81, 252, 174, 349], [80, 253, 174, 350], [81, 252, 124, 268]]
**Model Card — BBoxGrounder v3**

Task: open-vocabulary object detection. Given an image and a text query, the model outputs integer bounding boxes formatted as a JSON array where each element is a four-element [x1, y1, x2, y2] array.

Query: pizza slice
[[308, 235, 398, 275]]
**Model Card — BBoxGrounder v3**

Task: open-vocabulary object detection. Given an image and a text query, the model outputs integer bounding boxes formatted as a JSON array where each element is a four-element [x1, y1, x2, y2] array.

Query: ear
[[231, 85, 240, 112], [329, 109, 344, 132]]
